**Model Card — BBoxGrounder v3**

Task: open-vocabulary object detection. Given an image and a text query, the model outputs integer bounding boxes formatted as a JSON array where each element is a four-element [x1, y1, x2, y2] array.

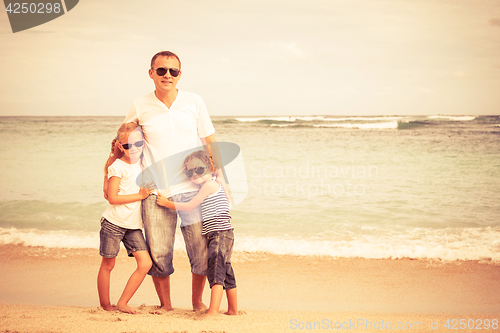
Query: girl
[[156, 150, 237, 318], [98, 123, 153, 314]]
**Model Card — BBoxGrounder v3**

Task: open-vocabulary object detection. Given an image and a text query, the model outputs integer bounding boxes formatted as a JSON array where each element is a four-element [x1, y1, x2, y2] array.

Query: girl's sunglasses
[[185, 166, 209, 178], [152, 67, 180, 77], [121, 140, 145, 150]]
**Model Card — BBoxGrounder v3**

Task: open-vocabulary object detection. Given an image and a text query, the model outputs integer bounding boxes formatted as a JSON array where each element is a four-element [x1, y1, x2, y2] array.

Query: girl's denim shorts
[[99, 217, 148, 258]]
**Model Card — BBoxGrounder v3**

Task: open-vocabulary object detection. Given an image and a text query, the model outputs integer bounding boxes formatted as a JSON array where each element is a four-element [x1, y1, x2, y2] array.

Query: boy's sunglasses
[[152, 67, 180, 77], [185, 166, 209, 178], [121, 140, 145, 150]]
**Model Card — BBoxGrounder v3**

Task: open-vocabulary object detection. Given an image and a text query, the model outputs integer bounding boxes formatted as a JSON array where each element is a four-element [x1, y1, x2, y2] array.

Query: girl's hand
[[156, 192, 174, 209], [139, 187, 154, 199]]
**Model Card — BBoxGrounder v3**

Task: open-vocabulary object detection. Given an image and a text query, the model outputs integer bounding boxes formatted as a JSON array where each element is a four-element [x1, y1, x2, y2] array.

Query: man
[[104, 51, 223, 313]]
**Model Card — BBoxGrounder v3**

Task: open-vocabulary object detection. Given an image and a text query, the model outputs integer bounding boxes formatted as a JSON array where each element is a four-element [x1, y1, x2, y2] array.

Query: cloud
[[490, 18, 500, 27]]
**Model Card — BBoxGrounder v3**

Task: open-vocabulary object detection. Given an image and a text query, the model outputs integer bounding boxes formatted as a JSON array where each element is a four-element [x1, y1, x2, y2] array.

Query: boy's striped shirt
[[201, 181, 232, 235]]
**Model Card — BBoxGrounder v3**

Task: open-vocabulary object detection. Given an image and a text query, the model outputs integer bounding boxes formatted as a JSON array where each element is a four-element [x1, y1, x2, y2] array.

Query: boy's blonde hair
[[182, 150, 215, 173]]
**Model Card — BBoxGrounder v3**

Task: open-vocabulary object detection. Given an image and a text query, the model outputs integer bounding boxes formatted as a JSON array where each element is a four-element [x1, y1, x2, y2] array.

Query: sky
[[1, 0, 500, 116]]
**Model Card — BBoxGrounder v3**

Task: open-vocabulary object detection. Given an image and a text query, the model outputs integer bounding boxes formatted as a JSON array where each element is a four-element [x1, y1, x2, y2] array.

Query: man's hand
[[214, 169, 230, 204]]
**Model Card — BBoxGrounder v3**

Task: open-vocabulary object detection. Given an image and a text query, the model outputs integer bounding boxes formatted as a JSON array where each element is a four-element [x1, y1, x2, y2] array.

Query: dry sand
[[0, 244, 499, 332]]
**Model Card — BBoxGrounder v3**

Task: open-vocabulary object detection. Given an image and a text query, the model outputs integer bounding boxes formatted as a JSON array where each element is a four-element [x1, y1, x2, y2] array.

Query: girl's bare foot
[[117, 304, 140, 314], [224, 310, 238, 315], [101, 304, 117, 312]]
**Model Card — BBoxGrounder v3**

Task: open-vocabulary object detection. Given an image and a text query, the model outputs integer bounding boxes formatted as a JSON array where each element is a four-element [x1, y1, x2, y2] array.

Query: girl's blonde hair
[[182, 150, 215, 173], [104, 122, 147, 174]]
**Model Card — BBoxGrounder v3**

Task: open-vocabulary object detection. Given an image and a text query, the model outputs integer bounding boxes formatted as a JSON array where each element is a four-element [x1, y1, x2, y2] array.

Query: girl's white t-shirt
[[102, 159, 143, 229]]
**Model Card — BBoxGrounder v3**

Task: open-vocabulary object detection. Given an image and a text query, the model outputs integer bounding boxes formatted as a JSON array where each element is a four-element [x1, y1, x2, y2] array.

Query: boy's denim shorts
[[99, 217, 148, 258], [142, 191, 208, 277], [206, 229, 236, 290]]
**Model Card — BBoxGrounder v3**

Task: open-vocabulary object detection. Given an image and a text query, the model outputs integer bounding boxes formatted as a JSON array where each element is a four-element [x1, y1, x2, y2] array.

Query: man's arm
[[203, 135, 231, 203]]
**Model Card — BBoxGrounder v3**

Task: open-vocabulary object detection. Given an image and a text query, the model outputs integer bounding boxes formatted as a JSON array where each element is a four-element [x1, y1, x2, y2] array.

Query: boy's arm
[[107, 176, 152, 205], [156, 181, 219, 211]]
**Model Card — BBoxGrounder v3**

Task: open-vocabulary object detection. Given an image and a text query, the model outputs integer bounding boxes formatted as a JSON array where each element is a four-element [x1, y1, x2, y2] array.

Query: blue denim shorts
[[99, 217, 148, 258], [206, 229, 236, 290], [142, 192, 208, 277]]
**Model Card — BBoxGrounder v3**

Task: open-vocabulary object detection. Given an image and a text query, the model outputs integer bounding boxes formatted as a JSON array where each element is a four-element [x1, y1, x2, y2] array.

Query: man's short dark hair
[[151, 51, 181, 69]]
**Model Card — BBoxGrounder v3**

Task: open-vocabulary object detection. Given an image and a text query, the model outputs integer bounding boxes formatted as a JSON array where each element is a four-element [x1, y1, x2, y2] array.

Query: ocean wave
[[2, 226, 499, 261], [313, 121, 398, 129], [0, 227, 99, 248], [397, 121, 432, 129], [0, 200, 106, 231], [322, 116, 404, 122], [236, 226, 500, 261], [0, 227, 183, 250], [234, 116, 404, 123], [428, 116, 476, 121], [235, 116, 325, 123]]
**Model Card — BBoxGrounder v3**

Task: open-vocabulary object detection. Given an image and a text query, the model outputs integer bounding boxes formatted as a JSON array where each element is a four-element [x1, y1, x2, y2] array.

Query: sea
[[1, 115, 499, 261]]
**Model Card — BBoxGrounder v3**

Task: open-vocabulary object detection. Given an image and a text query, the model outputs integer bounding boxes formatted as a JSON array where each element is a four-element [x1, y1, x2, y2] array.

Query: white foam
[[314, 121, 398, 129], [235, 226, 500, 261], [322, 117, 404, 122], [428, 116, 476, 121], [235, 116, 404, 123], [235, 116, 325, 122], [0, 227, 99, 248], [0, 227, 188, 251], [2, 226, 499, 262]]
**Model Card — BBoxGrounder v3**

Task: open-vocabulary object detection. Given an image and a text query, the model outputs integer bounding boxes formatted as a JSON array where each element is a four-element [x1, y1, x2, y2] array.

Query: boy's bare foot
[[193, 302, 208, 312], [101, 304, 117, 312], [150, 305, 173, 315], [117, 304, 140, 314], [197, 310, 219, 320]]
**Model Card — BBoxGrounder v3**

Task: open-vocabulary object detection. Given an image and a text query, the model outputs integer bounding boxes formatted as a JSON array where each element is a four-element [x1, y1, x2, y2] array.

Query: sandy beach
[[0, 244, 499, 332]]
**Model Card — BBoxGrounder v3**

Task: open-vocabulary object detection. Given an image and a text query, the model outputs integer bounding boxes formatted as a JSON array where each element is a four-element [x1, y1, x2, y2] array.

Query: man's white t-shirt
[[123, 90, 215, 197], [102, 159, 143, 229]]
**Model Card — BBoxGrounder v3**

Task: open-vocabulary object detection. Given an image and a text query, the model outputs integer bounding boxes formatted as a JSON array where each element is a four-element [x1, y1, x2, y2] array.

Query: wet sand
[[0, 244, 499, 332]]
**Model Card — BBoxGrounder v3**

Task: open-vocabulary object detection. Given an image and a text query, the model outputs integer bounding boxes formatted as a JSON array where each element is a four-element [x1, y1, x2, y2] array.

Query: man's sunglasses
[[185, 166, 209, 178], [152, 67, 180, 77], [121, 140, 145, 150]]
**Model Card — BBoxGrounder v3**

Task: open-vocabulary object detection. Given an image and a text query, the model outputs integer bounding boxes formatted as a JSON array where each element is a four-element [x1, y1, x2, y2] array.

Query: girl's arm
[[103, 138, 122, 200], [103, 155, 117, 200], [156, 181, 219, 211], [107, 176, 152, 205]]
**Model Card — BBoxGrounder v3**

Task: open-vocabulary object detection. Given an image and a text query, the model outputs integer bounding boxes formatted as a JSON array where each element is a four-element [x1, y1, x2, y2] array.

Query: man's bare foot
[[193, 302, 207, 312], [150, 305, 173, 315], [117, 304, 140, 314], [101, 304, 117, 312]]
